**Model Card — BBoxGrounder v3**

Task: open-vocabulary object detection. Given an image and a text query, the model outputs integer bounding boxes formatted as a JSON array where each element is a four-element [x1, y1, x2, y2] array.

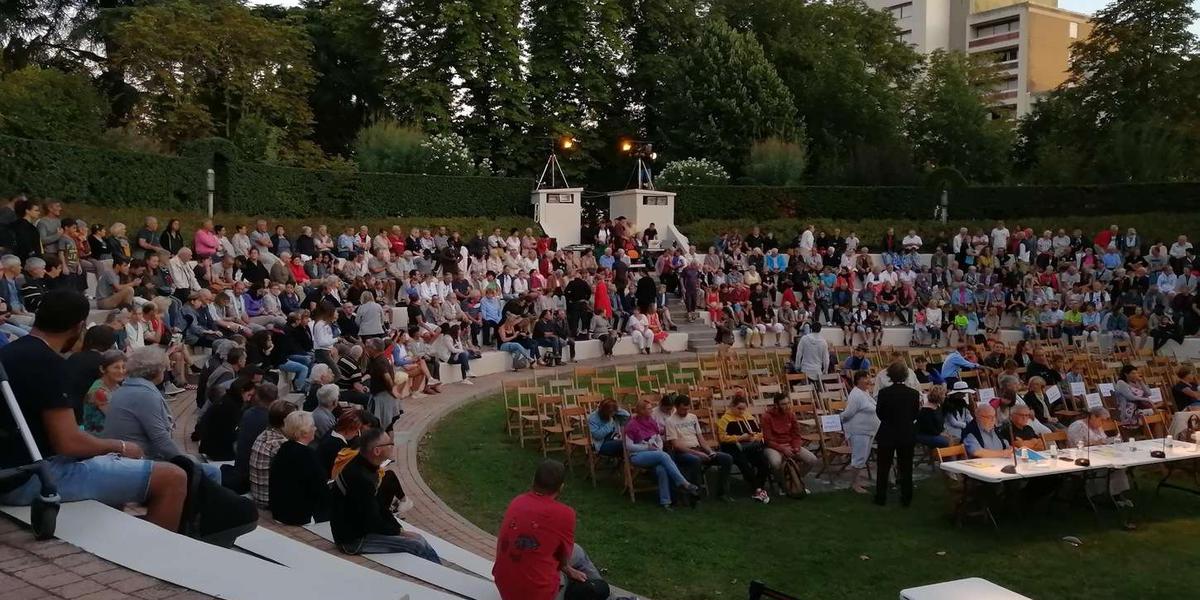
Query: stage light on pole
[[620, 140, 634, 153], [560, 136, 576, 150]]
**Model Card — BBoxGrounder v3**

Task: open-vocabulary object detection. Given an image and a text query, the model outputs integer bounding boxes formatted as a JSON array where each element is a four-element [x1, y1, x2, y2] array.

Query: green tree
[[444, 0, 531, 176], [111, 0, 315, 151], [623, 0, 700, 144], [1017, 0, 1200, 182], [300, 0, 396, 156], [714, 0, 921, 183], [389, 0, 457, 131], [905, 50, 1012, 183], [0, 66, 106, 142], [745, 137, 808, 186], [353, 121, 428, 173], [527, 0, 627, 179], [653, 19, 798, 176]]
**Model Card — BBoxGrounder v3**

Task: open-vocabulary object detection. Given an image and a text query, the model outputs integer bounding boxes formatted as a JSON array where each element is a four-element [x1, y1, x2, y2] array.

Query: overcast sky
[[247, 0, 1200, 32]]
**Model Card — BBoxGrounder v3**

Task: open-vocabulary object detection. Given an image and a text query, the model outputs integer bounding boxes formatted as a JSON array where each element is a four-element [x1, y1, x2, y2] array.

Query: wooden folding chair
[[935, 444, 997, 529], [535, 394, 568, 457], [620, 443, 659, 502], [502, 379, 535, 437], [517, 386, 548, 447], [590, 377, 617, 396], [1141, 412, 1168, 440], [1041, 430, 1068, 449], [814, 419, 853, 476], [559, 405, 592, 475]]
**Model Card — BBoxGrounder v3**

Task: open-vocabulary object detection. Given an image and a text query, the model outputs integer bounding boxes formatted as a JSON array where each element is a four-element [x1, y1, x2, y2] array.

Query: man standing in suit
[[874, 362, 921, 507]]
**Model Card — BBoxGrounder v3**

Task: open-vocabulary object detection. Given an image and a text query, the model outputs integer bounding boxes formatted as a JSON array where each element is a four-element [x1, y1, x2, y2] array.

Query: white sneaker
[[427, 378, 441, 386], [163, 382, 185, 396], [460, 379, 474, 385], [412, 392, 428, 399]]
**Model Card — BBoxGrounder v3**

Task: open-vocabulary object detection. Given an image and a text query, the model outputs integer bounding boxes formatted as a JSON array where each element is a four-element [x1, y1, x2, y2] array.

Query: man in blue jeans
[[0, 290, 187, 531], [330, 427, 440, 562], [665, 395, 733, 499]]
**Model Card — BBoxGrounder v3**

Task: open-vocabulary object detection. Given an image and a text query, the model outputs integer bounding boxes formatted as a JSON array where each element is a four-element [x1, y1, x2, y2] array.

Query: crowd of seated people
[[4, 194, 1200, 580], [654, 222, 1197, 352]]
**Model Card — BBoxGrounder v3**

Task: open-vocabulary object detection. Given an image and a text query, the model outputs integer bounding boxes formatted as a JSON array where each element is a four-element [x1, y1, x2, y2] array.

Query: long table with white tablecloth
[[940, 439, 1200, 483]]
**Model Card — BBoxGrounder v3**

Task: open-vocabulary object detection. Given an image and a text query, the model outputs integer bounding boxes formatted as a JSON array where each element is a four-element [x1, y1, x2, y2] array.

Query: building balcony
[[969, 31, 1020, 48]]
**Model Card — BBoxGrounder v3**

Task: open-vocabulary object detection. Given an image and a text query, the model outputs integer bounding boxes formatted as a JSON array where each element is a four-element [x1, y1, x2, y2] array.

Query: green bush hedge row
[[670, 182, 1200, 223], [226, 162, 535, 218], [0, 134, 206, 208]]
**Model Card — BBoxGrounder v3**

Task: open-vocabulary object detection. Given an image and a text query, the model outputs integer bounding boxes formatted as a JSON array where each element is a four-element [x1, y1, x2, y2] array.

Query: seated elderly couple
[[962, 402, 1135, 517], [586, 391, 818, 507]]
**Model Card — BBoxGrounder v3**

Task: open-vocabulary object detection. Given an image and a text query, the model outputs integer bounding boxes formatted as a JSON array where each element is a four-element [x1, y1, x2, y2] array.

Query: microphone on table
[[1075, 433, 1091, 467], [1151, 427, 1167, 459], [1001, 422, 1018, 474]]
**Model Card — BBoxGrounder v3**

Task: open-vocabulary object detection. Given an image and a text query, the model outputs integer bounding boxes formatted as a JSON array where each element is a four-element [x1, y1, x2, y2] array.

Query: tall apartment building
[[866, 0, 1092, 118]]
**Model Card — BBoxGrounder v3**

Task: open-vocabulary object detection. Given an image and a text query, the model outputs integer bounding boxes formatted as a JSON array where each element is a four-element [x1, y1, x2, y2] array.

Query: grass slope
[[422, 395, 1200, 600]]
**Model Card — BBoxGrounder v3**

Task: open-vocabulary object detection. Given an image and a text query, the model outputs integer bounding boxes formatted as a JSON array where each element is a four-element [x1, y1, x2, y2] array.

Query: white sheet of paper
[[1085, 393, 1103, 409], [978, 388, 995, 403], [820, 414, 843, 432], [1099, 382, 1115, 397], [1149, 388, 1163, 404], [1071, 381, 1087, 396], [1046, 386, 1062, 402]]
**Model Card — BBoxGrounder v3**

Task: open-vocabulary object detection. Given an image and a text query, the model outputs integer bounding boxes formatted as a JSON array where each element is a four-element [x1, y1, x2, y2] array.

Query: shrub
[[423, 132, 480, 176], [225, 161, 534, 218], [353, 122, 428, 173], [745, 138, 807, 186], [657, 158, 730, 186], [0, 67, 108, 144], [0, 135, 205, 208]]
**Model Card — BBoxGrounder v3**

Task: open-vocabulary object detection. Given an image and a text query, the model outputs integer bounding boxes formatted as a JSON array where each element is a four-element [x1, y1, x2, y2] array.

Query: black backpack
[[170, 456, 257, 548]]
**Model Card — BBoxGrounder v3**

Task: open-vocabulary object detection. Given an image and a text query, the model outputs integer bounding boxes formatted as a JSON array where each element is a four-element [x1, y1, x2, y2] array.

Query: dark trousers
[[720, 441, 769, 491], [567, 301, 590, 337], [598, 334, 617, 356], [875, 443, 915, 506], [481, 319, 499, 347]]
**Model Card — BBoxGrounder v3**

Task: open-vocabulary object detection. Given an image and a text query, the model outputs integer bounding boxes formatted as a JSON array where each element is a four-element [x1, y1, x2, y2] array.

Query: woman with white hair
[[269, 411, 330, 525]]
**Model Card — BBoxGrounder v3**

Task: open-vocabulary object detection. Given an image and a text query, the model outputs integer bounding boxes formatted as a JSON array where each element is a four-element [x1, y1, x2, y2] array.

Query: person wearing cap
[[840, 344, 871, 385]]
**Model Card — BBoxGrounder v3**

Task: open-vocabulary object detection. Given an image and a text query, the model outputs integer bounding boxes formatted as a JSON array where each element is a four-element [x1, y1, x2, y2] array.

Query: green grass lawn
[[422, 395, 1200, 600]]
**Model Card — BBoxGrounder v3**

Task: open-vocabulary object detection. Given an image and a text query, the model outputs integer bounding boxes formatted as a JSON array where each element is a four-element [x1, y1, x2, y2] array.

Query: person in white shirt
[[952, 227, 969, 256], [168, 247, 202, 300], [844, 233, 859, 253], [799, 225, 815, 256], [901, 231, 922, 251], [991, 222, 1009, 253], [665, 395, 733, 496], [1169, 235, 1192, 259], [872, 352, 920, 396]]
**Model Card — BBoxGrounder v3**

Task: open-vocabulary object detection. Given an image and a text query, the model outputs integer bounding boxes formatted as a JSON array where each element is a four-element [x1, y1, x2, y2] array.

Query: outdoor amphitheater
[[3, 0, 1200, 599]]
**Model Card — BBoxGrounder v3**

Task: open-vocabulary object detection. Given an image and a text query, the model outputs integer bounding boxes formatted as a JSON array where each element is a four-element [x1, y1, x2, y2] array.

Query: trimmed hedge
[[226, 162, 535, 218], [0, 134, 206, 208], [670, 182, 1200, 224]]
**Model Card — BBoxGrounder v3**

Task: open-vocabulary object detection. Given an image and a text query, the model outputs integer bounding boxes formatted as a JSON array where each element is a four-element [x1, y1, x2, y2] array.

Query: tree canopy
[[0, 0, 1195, 185]]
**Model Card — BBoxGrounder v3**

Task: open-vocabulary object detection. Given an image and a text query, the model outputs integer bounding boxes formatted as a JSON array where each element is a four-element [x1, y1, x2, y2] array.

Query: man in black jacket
[[563, 272, 592, 338], [874, 363, 921, 508], [330, 428, 440, 563]]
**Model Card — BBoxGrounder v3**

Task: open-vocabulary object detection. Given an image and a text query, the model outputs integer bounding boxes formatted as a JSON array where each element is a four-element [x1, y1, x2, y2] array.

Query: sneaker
[[427, 378, 441, 386], [163, 382, 186, 396], [412, 392, 428, 399], [752, 488, 771, 504], [460, 379, 474, 385]]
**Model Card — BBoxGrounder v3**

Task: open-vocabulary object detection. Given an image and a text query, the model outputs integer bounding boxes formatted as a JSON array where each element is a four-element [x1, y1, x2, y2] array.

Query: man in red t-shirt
[[494, 460, 605, 600]]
